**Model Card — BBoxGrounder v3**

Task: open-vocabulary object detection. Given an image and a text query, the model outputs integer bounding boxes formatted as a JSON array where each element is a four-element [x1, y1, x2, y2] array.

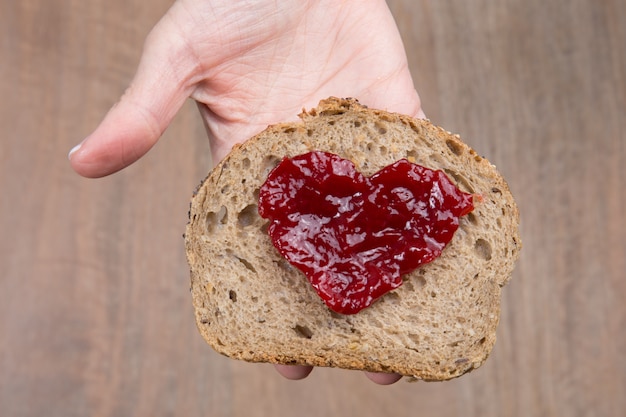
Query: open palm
[[70, 0, 422, 176], [69, 0, 423, 384]]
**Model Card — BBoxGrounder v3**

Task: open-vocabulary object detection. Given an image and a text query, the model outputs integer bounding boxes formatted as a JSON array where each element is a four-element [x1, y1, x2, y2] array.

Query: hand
[[69, 0, 423, 385]]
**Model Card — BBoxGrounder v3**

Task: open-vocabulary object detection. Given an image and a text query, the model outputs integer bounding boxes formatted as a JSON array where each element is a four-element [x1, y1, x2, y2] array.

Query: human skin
[[69, 0, 424, 385]]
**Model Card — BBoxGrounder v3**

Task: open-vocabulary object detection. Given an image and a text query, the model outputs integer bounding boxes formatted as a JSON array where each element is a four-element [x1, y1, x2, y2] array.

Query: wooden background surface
[[1, 0, 624, 416]]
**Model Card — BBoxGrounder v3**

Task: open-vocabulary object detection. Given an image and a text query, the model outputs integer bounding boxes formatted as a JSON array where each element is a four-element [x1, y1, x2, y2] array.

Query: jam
[[258, 151, 474, 314]]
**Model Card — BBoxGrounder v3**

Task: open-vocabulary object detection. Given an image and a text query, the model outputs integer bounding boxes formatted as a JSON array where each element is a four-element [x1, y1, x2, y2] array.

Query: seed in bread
[[185, 97, 521, 381]]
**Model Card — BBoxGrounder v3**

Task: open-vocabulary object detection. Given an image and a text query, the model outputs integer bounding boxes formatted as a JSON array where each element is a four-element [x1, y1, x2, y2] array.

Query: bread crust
[[185, 97, 521, 381]]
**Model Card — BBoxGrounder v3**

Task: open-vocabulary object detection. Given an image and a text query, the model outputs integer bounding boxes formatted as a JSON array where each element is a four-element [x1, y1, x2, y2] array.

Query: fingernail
[[68, 142, 82, 160]]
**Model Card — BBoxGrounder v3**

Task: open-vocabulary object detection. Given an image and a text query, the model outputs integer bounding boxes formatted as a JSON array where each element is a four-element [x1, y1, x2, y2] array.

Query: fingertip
[[68, 140, 98, 178], [68, 142, 83, 160], [68, 136, 110, 178], [274, 364, 314, 380], [364, 372, 402, 385], [68, 134, 133, 178]]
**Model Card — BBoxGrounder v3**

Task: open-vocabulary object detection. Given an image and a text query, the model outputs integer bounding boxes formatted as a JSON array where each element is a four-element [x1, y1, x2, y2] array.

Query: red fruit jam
[[258, 151, 474, 314]]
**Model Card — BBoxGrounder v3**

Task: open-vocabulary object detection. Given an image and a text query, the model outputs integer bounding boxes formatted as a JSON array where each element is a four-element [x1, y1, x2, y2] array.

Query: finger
[[364, 372, 402, 385], [69, 14, 195, 178], [68, 89, 185, 178], [273, 364, 314, 380]]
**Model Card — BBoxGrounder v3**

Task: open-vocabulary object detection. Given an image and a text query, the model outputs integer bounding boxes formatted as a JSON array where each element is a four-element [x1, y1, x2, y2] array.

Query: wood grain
[[1, 0, 624, 416]]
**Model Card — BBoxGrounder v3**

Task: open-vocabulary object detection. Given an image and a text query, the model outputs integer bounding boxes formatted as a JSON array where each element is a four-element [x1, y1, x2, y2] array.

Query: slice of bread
[[185, 97, 521, 381]]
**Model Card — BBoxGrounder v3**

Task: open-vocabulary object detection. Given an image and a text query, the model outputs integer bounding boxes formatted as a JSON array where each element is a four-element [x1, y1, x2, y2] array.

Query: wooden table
[[2, 1, 624, 415]]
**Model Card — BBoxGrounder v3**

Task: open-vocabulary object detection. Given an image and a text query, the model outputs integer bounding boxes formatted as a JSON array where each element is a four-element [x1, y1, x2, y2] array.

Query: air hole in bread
[[237, 204, 258, 228], [404, 275, 426, 292], [466, 212, 478, 225], [294, 324, 314, 339], [261, 155, 281, 177], [234, 255, 257, 274], [328, 120, 335, 126], [283, 127, 297, 133], [417, 274, 427, 287], [306, 129, 314, 137], [229, 290, 237, 302], [428, 152, 445, 166], [374, 121, 387, 134], [353, 120, 362, 127], [444, 169, 475, 194], [446, 139, 463, 156], [205, 206, 228, 232], [406, 149, 418, 162], [274, 258, 294, 273], [242, 157, 251, 169], [384, 291, 401, 304], [474, 239, 493, 261]]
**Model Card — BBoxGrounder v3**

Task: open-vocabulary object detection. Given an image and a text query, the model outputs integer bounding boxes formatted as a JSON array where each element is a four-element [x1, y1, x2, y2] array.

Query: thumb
[[69, 23, 195, 178]]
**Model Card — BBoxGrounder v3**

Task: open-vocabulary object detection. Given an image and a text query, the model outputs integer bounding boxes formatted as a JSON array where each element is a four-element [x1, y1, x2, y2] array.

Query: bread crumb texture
[[185, 97, 521, 381]]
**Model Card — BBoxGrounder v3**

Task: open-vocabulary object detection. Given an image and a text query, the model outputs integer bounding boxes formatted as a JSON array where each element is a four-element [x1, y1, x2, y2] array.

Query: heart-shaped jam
[[258, 151, 474, 314]]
